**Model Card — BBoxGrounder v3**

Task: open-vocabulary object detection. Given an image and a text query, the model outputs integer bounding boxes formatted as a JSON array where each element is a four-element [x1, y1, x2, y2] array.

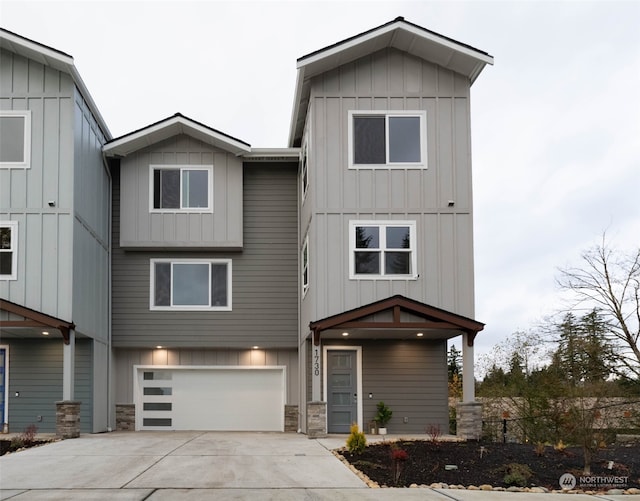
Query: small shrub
[[426, 423, 442, 443], [390, 445, 409, 484], [503, 463, 532, 487], [346, 423, 367, 454], [20, 424, 38, 446], [554, 439, 567, 453], [534, 441, 546, 457]]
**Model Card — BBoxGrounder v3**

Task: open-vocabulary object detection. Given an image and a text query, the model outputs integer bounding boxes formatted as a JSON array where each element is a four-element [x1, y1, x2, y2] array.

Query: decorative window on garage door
[[140, 370, 173, 428], [150, 259, 231, 311]]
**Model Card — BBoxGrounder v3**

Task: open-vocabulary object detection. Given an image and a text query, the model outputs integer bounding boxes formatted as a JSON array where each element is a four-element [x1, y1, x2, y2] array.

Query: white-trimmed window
[[150, 259, 231, 310], [0, 111, 31, 168], [150, 165, 213, 212], [300, 137, 309, 202], [0, 221, 18, 280], [349, 221, 417, 279], [348, 110, 426, 168], [302, 234, 309, 296]]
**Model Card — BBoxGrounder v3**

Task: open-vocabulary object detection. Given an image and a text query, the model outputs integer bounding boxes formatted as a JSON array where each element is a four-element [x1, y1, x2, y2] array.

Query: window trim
[[149, 165, 214, 213], [348, 220, 417, 280], [0, 221, 18, 280], [347, 110, 427, 169], [301, 233, 309, 297], [0, 110, 31, 168], [300, 136, 309, 203], [150, 258, 232, 311]]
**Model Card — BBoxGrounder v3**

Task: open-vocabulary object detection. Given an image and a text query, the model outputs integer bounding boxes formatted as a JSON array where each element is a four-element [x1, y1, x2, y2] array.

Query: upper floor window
[[0, 221, 18, 280], [302, 234, 309, 296], [0, 111, 31, 168], [300, 138, 309, 202], [150, 258, 231, 311], [349, 221, 417, 279], [348, 111, 426, 168], [150, 165, 213, 212]]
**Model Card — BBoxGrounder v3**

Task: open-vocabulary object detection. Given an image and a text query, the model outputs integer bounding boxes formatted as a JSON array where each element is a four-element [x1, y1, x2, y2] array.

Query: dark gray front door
[[327, 350, 357, 433]]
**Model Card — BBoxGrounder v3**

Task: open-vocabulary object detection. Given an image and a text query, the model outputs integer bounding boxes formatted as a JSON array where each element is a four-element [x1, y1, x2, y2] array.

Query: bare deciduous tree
[[557, 234, 640, 380]]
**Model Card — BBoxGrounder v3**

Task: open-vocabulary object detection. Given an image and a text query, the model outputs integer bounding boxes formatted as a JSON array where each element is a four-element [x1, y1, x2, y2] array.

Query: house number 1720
[[313, 348, 320, 376]]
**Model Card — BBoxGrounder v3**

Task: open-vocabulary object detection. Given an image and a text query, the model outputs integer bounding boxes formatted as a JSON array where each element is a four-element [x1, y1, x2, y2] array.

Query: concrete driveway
[[1, 432, 637, 500]]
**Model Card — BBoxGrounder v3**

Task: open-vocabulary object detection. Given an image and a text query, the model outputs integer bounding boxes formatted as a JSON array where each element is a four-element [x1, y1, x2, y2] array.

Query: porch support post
[[62, 330, 75, 400], [462, 331, 475, 402]]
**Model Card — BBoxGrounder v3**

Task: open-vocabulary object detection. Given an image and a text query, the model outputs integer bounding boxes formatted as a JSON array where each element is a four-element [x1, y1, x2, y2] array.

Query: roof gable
[[309, 294, 484, 346], [0, 27, 111, 139], [288, 17, 494, 146], [103, 113, 251, 157]]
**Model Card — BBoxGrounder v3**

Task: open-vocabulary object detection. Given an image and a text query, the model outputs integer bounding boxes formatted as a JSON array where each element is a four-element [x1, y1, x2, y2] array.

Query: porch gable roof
[[309, 295, 484, 346], [0, 298, 75, 344]]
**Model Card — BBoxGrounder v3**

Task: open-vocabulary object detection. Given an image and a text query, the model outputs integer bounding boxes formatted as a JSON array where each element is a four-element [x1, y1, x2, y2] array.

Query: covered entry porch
[[307, 295, 484, 438]]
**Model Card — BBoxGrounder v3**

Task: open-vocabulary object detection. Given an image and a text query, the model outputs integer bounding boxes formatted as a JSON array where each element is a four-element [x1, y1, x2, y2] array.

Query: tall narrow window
[[0, 222, 18, 280], [349, 111, 426, 168], [151, 165, 212, 211], [349, 221, 416, 279], [0, 111, 31, 168], [302, 234, 309, 296], [150, 259, 231, 310], [300, 138, 309, 202]]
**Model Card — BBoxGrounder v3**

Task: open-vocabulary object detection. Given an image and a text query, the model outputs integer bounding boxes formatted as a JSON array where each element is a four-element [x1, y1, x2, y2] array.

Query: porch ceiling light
[[342, 332, 349, 337], [252, 346, 259, 349], [42, 331, 49, 336], [155, 345, 163, 349], [416, 332, 424, 337]]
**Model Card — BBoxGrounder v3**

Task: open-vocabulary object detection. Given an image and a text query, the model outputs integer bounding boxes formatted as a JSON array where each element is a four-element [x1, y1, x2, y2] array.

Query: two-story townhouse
[[0, 29, 111, 434], [291, 18, 492, 436]]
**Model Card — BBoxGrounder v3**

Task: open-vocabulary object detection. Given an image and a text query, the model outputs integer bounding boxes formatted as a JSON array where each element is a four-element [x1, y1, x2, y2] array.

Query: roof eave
[[0, 28, 112, 140], [288, 18, 493, 147], [103, 114, 251, 157]]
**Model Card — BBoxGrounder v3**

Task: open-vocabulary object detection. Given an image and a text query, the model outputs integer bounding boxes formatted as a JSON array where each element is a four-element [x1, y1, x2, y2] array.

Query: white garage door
[[135, 366, 285, 431]]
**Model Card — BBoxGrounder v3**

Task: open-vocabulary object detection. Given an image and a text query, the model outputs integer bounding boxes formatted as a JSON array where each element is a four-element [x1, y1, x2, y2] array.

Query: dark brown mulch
[[341, 440, 640, 490], [0, 439, 52, 456]]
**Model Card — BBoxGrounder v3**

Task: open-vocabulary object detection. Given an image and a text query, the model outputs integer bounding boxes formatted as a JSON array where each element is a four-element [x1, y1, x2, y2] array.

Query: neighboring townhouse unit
[[0, 17, 492, 438], [290, 17, 491, 436], [0, 29, 111, 434]]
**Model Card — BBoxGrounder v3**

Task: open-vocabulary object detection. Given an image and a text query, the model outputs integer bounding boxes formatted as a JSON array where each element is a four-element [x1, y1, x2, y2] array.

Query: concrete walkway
[[0, 432, 637, 500]]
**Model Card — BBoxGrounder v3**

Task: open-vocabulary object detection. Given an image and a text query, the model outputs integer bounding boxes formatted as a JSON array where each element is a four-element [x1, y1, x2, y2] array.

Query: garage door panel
[[136, 366, 284, 431]]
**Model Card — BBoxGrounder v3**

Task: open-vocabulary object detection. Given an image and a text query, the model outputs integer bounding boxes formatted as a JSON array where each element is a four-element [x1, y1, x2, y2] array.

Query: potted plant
[[374, 401, 392, 435]]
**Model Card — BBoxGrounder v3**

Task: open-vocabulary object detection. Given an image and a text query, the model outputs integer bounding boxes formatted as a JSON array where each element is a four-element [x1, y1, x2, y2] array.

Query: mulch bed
[[0, 439, 53, 456], [341, 440, 640, 490]]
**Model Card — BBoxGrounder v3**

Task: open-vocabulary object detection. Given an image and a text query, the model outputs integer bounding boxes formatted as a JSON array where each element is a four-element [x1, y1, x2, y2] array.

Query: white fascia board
[[104, 116, 251, 157], [1, 30, 112, 139], [243, 148, 301, 161], [288, 68, 306, 147], [297, 22, 493, 71]]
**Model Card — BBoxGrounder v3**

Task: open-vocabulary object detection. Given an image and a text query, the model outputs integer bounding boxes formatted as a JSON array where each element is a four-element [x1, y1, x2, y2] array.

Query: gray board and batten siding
[[4, 338, 93, 433], [0, 46, 110, 343], [117, 134, 243, 249], [300, 47, 476, 326]]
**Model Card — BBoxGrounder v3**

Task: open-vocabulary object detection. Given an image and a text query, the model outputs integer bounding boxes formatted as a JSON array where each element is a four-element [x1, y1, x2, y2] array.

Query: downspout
[[101, 151, 113, 431]]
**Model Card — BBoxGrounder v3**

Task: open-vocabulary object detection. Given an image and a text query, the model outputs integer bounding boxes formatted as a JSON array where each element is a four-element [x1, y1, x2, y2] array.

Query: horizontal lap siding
[[6, 339, 93, 433], [325, 339, 448, 434], [111, 162, 298, 348]]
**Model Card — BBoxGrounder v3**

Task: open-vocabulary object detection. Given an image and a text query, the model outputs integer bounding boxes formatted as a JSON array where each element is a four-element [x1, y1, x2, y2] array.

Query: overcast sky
[[2, 0, 639, 367]]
